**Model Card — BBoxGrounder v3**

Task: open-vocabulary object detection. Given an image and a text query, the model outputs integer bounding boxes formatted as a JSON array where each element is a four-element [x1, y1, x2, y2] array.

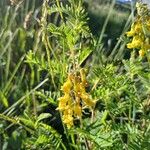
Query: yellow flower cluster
[[126, 2, 150, 57], [57, 68, 96, 128]]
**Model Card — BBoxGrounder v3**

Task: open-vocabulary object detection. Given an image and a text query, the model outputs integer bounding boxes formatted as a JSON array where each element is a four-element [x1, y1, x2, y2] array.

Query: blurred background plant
[[0, 0, 150, 150]]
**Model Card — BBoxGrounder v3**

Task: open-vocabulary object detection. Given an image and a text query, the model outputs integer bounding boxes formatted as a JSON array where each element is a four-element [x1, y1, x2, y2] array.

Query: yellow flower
[[74, 83, 85, 97], [57, 94, 70, 110], [61, 78, 72, 93], [132, 36, 143, 47], [74, 104, 82, 117], [63, 106, 74, 128], [127, 43, 134, 49], [126, 23, 135, 37], [134, 22, 142, 32], [81, 93, 95, 107], [57, 99, 66, 111], [126, 30, 135, 37], [139, 49, 145, 57], [64, 106, 73, 115], [126, 21, 142, 37], [57, 69, 96, 128], [62, 115, 73, 129], [127, 36, 143, 49], [126, 2, 150, 57]]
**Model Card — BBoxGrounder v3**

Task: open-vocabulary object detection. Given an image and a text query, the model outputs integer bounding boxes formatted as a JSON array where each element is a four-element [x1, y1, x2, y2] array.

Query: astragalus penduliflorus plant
[[0, 0, 150, 150], [57, 68, 96, 129], [126, 2, 150, 58]]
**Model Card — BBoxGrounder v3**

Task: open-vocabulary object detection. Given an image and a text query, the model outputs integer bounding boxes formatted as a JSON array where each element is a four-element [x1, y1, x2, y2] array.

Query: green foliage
[[0, 0, 150, 150], [24, 123, 64, 150]]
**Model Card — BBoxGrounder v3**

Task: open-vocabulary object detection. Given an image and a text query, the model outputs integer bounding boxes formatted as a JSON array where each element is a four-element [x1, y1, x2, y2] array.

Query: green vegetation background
[[0, 0, 149, 150]]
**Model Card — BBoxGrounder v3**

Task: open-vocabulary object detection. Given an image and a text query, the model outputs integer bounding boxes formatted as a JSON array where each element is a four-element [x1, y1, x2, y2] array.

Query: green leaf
[[74, 128, 113, 148], [37, 113, 51, 123], [79, 47, 93, 66], [19, 117, 35, 129], [35, 134, 48, 144], [0, 91, 8, 107], [100, 110, 108, 125]]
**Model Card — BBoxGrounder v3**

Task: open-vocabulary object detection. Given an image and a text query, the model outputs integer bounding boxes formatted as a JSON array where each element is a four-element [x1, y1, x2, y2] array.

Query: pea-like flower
[[57, 69, 96, 128], [127, 36, 143, 49], [61, 78, 72, 93], [126, 2, 150, 57]]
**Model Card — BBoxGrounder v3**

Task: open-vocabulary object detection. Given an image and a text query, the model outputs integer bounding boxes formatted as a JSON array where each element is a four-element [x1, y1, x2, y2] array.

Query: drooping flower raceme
[[126, 2, 150, 57], [57, 68, 96, 128]]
